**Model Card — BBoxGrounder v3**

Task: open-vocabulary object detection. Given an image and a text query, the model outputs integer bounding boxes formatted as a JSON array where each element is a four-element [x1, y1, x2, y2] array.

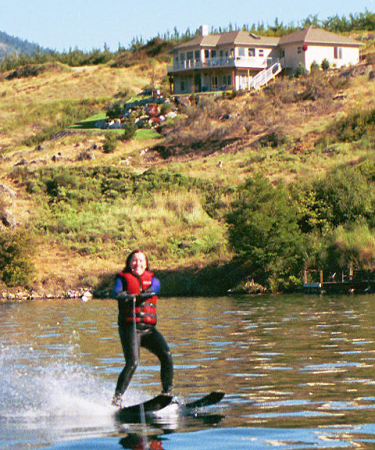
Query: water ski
[[184, 391, 225, 409], [116, 394, 172, 420], [116, 391, 225, 422]]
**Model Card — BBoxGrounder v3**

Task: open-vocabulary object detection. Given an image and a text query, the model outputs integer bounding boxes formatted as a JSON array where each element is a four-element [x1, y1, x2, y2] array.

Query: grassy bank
[[1, 41, 375, 295]]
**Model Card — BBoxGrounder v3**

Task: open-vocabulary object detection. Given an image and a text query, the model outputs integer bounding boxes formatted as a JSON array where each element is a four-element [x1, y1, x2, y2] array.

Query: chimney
[[200, 25, 209, 36]]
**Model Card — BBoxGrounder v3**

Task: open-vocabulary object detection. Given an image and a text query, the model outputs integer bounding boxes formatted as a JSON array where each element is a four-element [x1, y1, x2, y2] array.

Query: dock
[[303, 269, 375, 294]]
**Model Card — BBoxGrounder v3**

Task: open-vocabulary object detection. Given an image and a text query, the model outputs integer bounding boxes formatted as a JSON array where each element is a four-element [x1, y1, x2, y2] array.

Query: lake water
[[1, 294, 375, 449]]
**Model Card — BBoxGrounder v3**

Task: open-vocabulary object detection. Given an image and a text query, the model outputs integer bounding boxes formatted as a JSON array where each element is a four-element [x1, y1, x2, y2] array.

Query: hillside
[[0, 31, 46, 58], [1, 39, 375, 298]]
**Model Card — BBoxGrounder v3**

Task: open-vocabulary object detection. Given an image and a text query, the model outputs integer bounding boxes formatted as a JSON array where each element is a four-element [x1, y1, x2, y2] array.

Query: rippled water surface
[[1, 294, 375, 449]]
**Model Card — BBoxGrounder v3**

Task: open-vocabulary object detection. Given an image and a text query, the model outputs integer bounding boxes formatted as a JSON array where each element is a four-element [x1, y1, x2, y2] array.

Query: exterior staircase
[[250, 60, 284, 89]]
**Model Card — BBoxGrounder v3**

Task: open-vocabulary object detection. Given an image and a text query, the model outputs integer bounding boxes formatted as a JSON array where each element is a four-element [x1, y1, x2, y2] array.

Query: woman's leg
[[141, 327, 173, 394], [112, 325, 140, 405]]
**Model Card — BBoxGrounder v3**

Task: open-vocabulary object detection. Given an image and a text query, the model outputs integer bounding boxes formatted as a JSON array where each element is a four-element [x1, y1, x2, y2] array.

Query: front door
[[194, 72, 201, 93]]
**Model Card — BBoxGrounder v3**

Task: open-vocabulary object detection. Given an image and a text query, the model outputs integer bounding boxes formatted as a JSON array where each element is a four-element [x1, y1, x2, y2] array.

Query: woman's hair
[[124, 249, 149, 272]]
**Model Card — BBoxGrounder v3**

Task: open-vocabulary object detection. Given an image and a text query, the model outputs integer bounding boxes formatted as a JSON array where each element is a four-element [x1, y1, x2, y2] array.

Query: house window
[[205, 49, 210, 59], [211, 50, 217, 58], [280, 49, 285, 58], [187, 51, 193, 60], [259, 49, 264, 56], [248, 48, 255, 57], [297, 47, 302, 54], [195, 50, 200, 61], [238, 47, 245, 57], [222, 74, 232, 86], [334, 47, 343, 59], [180, 80, 185, 92], [180, 52, 186, 61], [220, 50, 224, 57]]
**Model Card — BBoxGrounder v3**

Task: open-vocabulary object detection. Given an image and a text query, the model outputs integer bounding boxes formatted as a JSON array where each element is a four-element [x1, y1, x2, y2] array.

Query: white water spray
[[0, 343, 114, 420]]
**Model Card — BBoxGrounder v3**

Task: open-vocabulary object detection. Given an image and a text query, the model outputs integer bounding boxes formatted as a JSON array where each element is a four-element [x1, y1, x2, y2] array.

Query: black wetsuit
[[114, 319, 173, 396], [112, 273, 173, 399]]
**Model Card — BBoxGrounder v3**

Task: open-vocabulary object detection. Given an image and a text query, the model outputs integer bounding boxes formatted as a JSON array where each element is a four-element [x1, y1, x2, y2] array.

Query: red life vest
[[117, 270, 157, 327]]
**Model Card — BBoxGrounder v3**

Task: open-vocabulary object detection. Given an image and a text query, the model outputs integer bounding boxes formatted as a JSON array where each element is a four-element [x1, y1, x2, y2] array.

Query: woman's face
[[129, 252, 147, 277]]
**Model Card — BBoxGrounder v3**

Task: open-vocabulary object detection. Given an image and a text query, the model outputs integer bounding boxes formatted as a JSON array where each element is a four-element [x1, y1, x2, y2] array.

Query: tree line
[[0, 10, 373, 72]]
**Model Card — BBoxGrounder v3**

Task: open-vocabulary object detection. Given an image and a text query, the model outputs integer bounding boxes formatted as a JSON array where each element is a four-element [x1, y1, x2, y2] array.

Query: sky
[[0, 0, 374, 52]]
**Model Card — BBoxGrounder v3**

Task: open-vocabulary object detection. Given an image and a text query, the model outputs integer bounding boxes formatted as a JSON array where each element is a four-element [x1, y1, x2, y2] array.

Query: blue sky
[[1, 0, 374, 52]]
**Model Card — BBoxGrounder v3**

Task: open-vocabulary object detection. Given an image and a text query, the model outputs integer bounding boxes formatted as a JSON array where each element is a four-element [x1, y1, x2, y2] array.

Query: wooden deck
[[303, 269, 375, 294]]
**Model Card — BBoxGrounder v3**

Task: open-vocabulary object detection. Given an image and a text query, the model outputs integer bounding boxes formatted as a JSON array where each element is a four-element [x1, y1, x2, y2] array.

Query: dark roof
[[171, 27, 363, 53], [172, 30, 279, 51], [278, 26, 363, 46]]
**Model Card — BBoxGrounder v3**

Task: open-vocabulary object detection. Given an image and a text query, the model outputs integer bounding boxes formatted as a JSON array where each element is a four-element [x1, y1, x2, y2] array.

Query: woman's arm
[[111, 277, 124, 298], [150, 277, 161, 295]]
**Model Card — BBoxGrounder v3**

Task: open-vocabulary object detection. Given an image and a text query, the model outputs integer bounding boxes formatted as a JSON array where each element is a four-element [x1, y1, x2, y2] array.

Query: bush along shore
[[0, 260, 265, 301]]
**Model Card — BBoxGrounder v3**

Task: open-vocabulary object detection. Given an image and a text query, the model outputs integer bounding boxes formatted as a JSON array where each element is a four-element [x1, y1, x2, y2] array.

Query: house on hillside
[[167, 25, 364, 94], [278, 27, 363, 73]]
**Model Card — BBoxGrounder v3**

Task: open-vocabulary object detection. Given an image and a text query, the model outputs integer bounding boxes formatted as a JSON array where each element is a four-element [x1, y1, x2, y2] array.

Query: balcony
[[168, 55, 271, 73]]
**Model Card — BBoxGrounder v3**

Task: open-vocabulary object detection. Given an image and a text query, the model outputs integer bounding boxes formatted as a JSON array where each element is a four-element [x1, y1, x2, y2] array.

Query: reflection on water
[[1, 294, 375, 449]]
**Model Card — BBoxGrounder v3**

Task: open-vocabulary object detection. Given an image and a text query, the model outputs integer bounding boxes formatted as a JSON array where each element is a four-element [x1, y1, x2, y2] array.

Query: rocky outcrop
[[0, 287, 94, 302], [0, 208, 17, 229]]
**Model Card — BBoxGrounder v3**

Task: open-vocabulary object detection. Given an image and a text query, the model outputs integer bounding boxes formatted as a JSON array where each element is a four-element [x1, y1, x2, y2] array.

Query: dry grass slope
[[1, 49, 375, 293]]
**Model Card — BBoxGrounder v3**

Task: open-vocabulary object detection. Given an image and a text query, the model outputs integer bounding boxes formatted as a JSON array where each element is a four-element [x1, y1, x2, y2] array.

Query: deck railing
[[249, 60, 284, 89], [167, 55, 272, 73]]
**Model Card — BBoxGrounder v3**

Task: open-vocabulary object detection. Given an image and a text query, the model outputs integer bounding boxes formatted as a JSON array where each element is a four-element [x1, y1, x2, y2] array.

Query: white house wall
[[304, 45, 359, 69], [283, 44, 306, 70], [234, 46, 276, 69], [283, 44, 360, 72]]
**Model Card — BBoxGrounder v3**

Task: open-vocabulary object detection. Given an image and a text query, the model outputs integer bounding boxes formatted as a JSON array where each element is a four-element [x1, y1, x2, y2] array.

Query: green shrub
[[294, 63, 308, 78], [46, 173, 78, 197], [292, 166, 375, 233], [103, 132, 118, 153], [0, 229, 36, 287], [257, 127, 290, 148], [122, 118, 136, 141], [334, 109, 375, 142], [105, 101, 124, 120], [226, 174, 304, 290], [160, 102, 174, 115], [321, 58, 330, 70], [310, 61, 320, 73]]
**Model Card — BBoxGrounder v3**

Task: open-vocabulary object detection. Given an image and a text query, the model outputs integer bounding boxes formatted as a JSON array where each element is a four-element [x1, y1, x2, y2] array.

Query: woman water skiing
[[111, 250, 173, 407]]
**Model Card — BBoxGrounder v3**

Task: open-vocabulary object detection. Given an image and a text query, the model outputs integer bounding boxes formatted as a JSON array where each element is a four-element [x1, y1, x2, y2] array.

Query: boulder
[[0, 209, 17, 228]]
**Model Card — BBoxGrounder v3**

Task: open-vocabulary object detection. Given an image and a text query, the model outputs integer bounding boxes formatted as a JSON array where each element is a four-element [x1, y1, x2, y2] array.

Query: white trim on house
[[168, 27, 363, 94]]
